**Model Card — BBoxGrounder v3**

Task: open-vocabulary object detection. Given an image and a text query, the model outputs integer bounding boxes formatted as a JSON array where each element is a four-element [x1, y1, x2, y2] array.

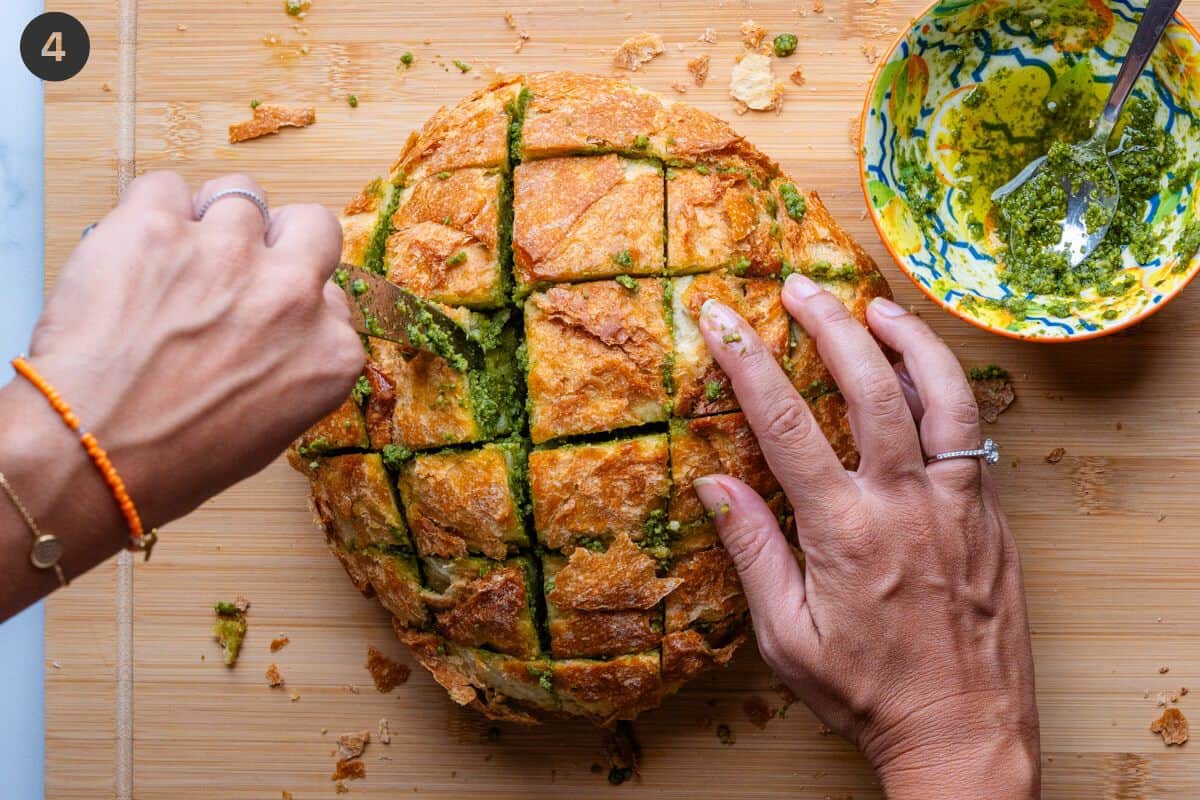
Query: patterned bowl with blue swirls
[[859, 0, 1200, 341]]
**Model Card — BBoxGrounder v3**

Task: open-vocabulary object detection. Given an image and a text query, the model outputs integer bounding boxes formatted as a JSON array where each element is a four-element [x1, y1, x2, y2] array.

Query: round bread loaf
[[290, 72, 890, 724]]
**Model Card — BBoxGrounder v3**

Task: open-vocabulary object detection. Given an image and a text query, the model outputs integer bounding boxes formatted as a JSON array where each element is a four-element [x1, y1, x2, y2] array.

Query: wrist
[[0, 370, 128, 567], [865, 692, 1040, 800]]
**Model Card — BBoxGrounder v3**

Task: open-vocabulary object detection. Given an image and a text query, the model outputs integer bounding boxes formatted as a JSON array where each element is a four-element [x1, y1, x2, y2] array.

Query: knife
[[335, 264, 484, 371]]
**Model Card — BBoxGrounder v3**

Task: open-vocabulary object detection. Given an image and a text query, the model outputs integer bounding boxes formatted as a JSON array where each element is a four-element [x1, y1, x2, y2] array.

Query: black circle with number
[[21, 12, 90, 82]]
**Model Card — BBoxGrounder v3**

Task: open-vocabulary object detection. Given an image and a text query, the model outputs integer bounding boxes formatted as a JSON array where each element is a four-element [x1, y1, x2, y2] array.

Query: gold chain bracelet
[[0, 471, 68, 587]]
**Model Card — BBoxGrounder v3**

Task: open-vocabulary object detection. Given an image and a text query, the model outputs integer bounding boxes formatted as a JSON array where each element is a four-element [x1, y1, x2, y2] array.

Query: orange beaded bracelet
[[11, 356, 158, 561]]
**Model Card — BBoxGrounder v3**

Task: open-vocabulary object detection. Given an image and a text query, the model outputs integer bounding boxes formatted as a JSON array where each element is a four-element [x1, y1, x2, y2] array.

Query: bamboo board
[[44, 1, 1200, 797]]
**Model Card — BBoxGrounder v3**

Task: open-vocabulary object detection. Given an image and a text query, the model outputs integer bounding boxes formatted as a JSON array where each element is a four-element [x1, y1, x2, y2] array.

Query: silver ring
[[927, 438, 1000, 466], [81, 223, 97, 239], [196, 188, 270, 226]]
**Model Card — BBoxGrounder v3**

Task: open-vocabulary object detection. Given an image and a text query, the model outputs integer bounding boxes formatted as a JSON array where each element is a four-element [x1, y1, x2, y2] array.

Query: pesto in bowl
[[861, 0, 1200, 340]]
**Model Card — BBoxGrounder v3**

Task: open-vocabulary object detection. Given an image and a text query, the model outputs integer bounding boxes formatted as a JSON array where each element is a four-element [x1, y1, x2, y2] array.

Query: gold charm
[[30, 533, 63, 569]]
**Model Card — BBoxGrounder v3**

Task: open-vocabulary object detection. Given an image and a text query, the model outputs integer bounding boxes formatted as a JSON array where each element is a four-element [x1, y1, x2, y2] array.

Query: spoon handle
[[1097, 0, 1183, 139]]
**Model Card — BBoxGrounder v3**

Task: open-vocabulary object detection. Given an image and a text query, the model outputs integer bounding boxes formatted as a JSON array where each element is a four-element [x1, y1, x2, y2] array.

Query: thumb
[[692, 474, 815, 664]]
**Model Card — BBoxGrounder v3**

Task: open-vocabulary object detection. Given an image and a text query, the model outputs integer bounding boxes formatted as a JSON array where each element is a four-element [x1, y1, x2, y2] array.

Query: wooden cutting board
[[44, 1, 1200, 797]]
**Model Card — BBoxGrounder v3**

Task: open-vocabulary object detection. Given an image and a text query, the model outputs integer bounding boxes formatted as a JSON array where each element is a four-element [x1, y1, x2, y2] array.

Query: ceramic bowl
[[859, 0, 1200, 341]]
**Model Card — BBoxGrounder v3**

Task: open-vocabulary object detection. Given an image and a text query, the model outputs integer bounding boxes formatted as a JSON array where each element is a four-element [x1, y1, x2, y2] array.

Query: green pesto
[[773, 33, 798, 58], [898, 156, 942, 222], [453, 60, 471, 73], [639, 507, 672, 568], [704, 380, 723, 402], [732, 256, 751, 276], [350, 278, 368, 296], [436, 171, 452, 180], [506, 86, 532, 167], [250, 99, 261, 109], [465, 312, 524, 441], [351, 375, 372, 405], [661, 350, 676, 396], [806, 260, 859, 282], [347, 94, 359, 108], [577, 537, 606, 553], [296, 437, 331, 458], [780, 260, 795, 280], [633, 134, 650, 150], [332, 266, 349, 288], [722, 332, 742, 344], [381, 444, 412, 471], [612, 250, 634, 269], [400, 51, 414, 66], [967, 364, 1010, 381], [284, 0, 309, 16], [362, 178, 404, 275], [213, 603, 247, 667], [615, 274, 639, 292], [778, 182, 806, 222], [995, 97, 1176, 296], [695, 164, 711, 176], [446, 250, 468, 267]]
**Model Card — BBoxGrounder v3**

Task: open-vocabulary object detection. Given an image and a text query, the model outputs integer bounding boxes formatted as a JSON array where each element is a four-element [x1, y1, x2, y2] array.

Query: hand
[[692, 274, 1039, 799], [22, 171, 362, 532]]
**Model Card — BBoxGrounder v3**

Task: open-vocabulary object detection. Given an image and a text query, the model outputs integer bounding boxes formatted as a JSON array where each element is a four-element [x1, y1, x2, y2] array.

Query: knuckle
[[207, 230, 258, 266], [810, 294, 854, 331], [760, 396, 818, 447], [857, 369, 905, 414], [942, 393, 981, 429], [721, 517, 773, 578], [138, 210, 185, 244]]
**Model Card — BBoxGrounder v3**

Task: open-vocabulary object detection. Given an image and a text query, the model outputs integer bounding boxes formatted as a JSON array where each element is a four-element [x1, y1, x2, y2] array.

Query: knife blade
[[335, 264, 484, 371]]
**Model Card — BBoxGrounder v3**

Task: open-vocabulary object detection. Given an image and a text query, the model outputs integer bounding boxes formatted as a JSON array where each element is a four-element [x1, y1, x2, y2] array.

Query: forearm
[[0, 375, 126, 620]]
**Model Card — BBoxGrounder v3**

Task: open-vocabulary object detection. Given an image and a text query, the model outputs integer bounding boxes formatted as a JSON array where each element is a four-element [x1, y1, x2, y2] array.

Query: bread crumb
[[613, 32, 664, 71], [331, 759, 366, 782], [716, 723, 736, 745], [849, 116, 862, 153], [812, 0, 825, 12], [968, 366, 1015, 424], [378, 718, 392, 745], [730, 53, 784, 113], [365, 645, 411, 693], [740, 20, 768, 49], [345, 683, 360, 694], [789, 66, 806, 86], [687, 54, 710, 86], [1151, 707, 1189, 746], [860, 44, 880, 64], [670, 82, 689, 94], [1182, 686, 1190, 696], [281, 792, 293, 800], [229, 104, 316, 144], [742, 696, 776, 730], [1160, 665, 1171, 674], [334, 782, 350, 794], [269, 635, 290, 652], [266, 663, 284, 687], [289, 690, 301, 702], [101, 83, 111, 93], [504, 11, 516, 28], [336, 731, 370, 761], [177, 24, 188, 32], [698, 28, 718, 44]]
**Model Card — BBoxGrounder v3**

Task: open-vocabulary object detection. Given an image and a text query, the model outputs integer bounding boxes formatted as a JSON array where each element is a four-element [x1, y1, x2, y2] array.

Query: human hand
[[692, 274, 1039, 799], [23, 172, 363, 532]]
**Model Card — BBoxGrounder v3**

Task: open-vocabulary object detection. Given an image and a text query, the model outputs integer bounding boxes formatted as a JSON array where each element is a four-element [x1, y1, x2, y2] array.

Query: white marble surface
[[0, 2, 48, 797]]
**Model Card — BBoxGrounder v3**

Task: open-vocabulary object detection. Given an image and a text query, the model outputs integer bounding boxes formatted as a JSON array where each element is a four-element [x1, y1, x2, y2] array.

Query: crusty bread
[[289, 72, 890, 725]]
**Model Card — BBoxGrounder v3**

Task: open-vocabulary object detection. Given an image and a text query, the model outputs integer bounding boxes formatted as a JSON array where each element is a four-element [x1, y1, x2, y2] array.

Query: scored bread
[[289, 72, 890, 725]]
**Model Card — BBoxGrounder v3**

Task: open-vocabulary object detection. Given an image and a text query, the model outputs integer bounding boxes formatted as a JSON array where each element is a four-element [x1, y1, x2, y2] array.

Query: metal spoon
[[991, 0, 1182, 267]]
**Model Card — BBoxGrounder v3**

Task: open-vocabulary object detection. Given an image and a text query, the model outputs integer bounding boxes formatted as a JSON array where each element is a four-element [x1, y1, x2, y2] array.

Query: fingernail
[[783, 273, 821, 300], [870, 296, 907, 318], [700, 299, 747, 348], [692, 476, 732, 516]]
